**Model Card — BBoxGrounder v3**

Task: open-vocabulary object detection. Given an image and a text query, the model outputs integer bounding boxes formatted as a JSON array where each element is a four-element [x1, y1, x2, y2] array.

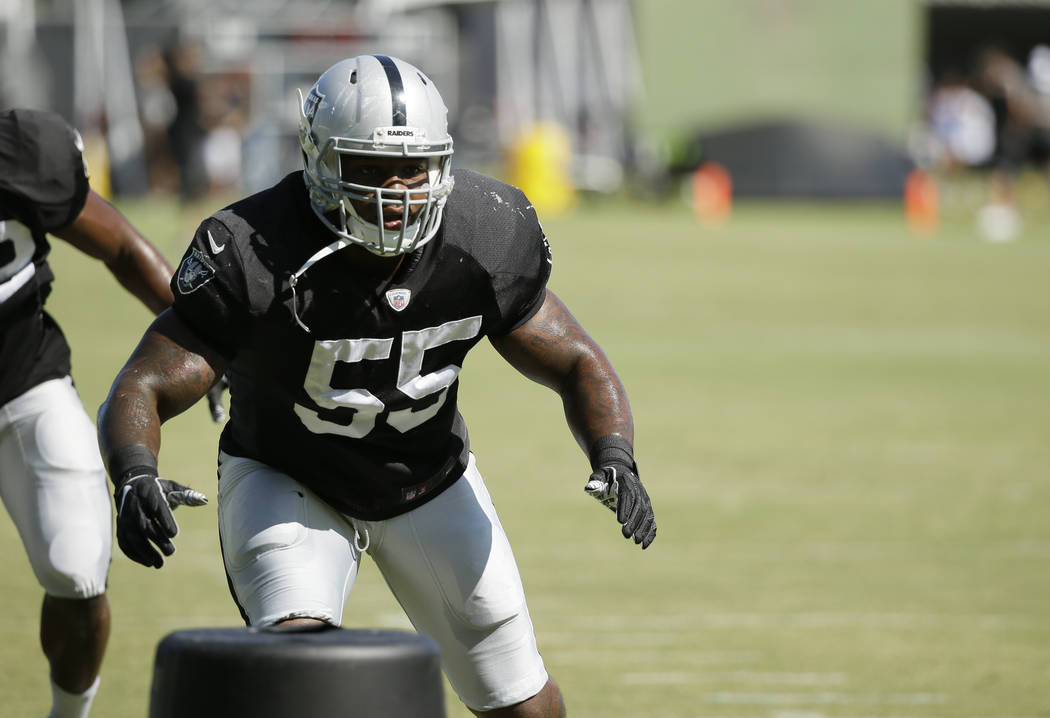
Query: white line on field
[[548, 649, 761, 666], [566, 612, 1044, 631], [700, 692, 948, 705], [674, 539, 1050, 562], [377, 611, 414, 628], [621, 671, 848, 686], [574, 714, 1047, 718]]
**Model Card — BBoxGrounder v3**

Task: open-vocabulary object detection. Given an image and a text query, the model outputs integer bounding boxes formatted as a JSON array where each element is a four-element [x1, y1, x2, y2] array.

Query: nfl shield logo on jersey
[[385, 287, 411, 312], [176, 249, 217, 295]]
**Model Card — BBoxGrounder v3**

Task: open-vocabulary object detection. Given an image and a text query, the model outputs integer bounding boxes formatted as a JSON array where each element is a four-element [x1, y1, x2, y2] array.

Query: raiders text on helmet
[[298, 55, 455, 256]]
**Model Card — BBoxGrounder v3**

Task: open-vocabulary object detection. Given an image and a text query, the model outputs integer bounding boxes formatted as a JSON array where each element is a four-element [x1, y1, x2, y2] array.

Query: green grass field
[[1, 186, 1048, 717]]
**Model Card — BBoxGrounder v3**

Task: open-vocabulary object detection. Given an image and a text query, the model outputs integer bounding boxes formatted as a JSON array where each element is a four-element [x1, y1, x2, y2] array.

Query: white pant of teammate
[[218, 451, 549, 712], [0, 377, 112, 599]]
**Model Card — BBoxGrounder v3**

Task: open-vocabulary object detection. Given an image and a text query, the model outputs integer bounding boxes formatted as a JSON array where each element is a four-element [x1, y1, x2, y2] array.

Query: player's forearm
[[107, 236, 175, 315], [560, 349, 634, 454], [97, 378, 165, 472], [56, 190, 174, 314], [98, 322, 223, 471]]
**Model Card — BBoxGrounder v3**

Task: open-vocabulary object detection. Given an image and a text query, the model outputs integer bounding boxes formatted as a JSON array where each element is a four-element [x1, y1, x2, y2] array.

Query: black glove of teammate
[[110, 446, 208, 569], [585, 435, 657, 549], [205, 373, 230, 423]]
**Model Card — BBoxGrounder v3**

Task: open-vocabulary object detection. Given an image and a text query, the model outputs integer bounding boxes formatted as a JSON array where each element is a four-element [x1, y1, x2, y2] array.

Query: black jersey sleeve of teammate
[[0, 108, 90, 232], [170, 217, 250, 358]]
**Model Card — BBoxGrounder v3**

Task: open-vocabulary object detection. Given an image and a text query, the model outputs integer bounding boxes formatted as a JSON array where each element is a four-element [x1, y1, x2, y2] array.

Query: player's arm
[[58, 190, 230, 421], [489, 289, 656, 549], [52, 189, 174, 315], [97, 309, 228, 568]]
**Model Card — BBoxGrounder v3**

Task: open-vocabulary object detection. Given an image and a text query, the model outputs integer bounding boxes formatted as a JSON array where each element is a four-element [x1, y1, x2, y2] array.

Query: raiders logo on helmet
[[303, 87, 325, 125]]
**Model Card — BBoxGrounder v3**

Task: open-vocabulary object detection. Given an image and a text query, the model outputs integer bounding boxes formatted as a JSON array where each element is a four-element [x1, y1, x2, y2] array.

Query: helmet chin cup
[[298, 56, 454, 256]]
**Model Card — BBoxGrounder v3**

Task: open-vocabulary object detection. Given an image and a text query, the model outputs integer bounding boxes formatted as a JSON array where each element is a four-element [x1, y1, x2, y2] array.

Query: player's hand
[[585, 462, 657, 549], [205, 374, 230, 423], [113, 471, 208, 568]]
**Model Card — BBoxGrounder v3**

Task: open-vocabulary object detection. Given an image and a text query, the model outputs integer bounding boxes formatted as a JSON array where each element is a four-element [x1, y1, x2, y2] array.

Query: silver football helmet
[[298, 55, 454, 256]]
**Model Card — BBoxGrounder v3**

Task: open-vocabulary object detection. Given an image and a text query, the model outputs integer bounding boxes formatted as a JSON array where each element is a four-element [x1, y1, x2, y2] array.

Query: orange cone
[[692, 162, 732, 227], [904, 169, 939, 237]]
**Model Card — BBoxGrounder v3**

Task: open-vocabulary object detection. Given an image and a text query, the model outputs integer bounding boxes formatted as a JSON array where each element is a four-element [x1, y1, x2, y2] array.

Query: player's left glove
[[108, 445, 208, 569], [205, 373, 230, 423], [585, 435, 657, 549]]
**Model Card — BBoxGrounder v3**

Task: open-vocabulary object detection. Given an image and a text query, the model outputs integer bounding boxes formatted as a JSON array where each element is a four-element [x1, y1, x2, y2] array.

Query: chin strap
[[288, 237, 354, 333]]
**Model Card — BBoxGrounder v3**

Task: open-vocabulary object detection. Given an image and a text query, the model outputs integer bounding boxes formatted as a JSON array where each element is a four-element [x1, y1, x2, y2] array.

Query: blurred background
[[2, 0, 1048, 236], [2, 2, 1049, 717]]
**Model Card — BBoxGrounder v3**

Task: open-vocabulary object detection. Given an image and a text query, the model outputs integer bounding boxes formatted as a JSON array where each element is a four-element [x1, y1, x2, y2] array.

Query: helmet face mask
[[298, 55, 455, 256]]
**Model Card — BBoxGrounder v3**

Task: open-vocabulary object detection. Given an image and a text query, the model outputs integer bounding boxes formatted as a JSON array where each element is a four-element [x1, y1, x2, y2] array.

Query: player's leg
[[217, 453, 361, 627], [471, 679, 565, 718], [368, 453, 564, 717], [0, 377, 113, 717], [40, 594, 110, 688]]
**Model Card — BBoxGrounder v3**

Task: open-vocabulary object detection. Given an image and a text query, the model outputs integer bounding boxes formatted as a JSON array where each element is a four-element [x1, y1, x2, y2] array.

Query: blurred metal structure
[[492, 0, 642, 192], [1, 0, 643, 196], [73, 0, 150, 192]]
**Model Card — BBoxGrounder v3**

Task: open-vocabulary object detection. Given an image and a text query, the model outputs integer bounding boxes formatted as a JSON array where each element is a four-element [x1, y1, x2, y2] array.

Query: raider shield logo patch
[[176, 249, 217, 295]]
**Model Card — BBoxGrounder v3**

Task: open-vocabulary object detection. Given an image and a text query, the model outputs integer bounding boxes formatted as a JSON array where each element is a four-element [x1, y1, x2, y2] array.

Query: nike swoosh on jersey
[[207, 230, 226, 253]]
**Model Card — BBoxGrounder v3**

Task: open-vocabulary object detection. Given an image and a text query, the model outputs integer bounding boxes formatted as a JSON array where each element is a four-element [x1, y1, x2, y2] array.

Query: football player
[[97, 54, 656, 717], [0, 108, 191, 718]]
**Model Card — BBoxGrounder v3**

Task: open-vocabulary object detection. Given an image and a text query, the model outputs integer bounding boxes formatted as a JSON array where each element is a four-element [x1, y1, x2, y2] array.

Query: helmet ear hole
[[349, 70, 357, 84]]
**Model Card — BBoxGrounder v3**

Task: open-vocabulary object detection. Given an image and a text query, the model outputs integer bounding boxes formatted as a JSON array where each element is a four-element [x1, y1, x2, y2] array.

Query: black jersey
[[172, 169, 552, 519], [0, 109, 90, 404]]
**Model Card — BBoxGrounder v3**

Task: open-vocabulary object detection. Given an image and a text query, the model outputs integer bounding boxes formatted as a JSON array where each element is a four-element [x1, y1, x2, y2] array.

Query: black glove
[[109, 446, 208, 569], [585, 435, 657, 549], [205, 373, 230, 423]]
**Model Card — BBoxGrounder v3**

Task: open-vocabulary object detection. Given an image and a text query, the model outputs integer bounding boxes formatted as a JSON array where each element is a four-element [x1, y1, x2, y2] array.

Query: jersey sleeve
[[170, 217, 250, 358], [0, 109, 89, 232], [488, 187, 553, 335]]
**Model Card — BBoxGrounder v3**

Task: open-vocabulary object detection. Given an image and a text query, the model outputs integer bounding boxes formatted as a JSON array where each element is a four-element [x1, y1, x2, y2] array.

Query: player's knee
[[34, 525, 110, 599], [441, 553, 527, 630], [31, 400, 106, 474], [452, 591, 525, 631], [226, 521, 307, 569]]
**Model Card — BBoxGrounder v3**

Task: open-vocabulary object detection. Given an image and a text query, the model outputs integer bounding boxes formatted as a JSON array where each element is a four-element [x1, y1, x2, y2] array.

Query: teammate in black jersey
[[0, 108, 188, 718], [98, 55, 656, 717]]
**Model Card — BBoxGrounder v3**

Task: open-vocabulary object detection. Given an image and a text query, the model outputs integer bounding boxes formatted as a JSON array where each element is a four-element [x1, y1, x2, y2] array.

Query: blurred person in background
[[924, 69, 997, 171], [162, 42, 209, 202], [134, 44, 180, 194], [136, 42, 249, 199], [972, 45, 1050, 240], [0, 108, 179, 718], [97, 54, 656, 717], [198, 67, 250, 195]]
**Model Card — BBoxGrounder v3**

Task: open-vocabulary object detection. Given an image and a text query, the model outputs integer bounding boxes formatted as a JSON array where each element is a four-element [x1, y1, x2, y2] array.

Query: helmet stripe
[[373, 54, 407, 126]]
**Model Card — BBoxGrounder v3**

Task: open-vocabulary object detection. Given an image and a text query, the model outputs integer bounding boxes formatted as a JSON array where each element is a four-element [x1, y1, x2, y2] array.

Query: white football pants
[[217, 451, 549, 712], [0, 377, 112, 598]]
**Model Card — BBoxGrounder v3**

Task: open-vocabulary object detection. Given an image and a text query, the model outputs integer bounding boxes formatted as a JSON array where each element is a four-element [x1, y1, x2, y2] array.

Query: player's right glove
[[585, 435, 657, 549], [109, 446, 208, 569]]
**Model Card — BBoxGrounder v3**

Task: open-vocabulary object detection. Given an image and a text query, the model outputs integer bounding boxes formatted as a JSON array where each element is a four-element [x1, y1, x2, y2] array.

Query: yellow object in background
[[80, 130, 112, 201], [508, 122, 575, 215]]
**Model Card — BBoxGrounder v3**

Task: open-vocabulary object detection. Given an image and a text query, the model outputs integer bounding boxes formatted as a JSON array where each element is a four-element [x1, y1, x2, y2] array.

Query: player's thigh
[[371, 454, 548, 711], [217, 453, 361, 627], [0, 377, 111, 599]]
